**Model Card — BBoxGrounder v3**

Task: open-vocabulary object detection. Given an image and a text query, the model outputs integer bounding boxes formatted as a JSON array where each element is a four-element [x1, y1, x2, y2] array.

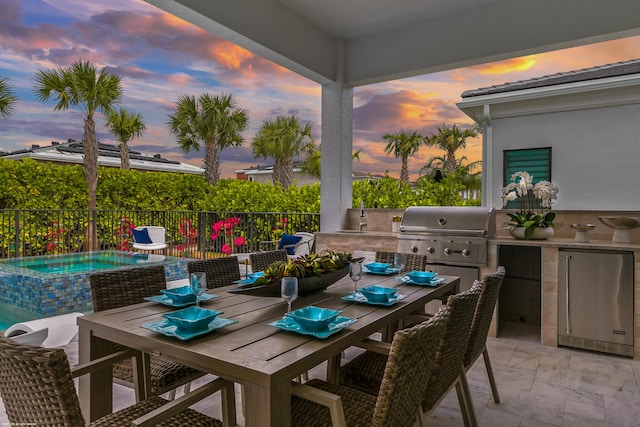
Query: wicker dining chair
[[89, 265, 204, 401], [463, 266, 506, 404], [340, 283, 483, 427], [0, 335, 228, 427], [187, 257, 241, 288], [375, 251, 427, 273], [289, 305, 449, 427], [249, 249, 288, 272]]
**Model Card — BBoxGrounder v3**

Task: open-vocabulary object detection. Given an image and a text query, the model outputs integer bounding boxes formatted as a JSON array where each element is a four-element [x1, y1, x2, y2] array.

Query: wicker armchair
[[249, 249, 288, 272], [89, 265, 204, 400], [188, 257, 241, 288], [375, 251, 427, 273], [463, 266, 506, 404], [0, 335, 229, 427], [290, 306, 449, 427], [340, 284, 483, 427]]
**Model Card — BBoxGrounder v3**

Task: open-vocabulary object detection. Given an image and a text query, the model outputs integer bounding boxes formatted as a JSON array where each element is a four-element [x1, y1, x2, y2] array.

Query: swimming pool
[[0, 250, 191, 320]]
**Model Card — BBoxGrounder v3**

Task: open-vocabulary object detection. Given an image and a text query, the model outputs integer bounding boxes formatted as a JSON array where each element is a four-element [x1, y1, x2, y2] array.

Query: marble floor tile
[[4, 330, 640, 426]]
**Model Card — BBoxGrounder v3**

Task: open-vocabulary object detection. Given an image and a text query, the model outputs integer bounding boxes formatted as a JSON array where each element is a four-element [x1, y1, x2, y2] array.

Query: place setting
[[396, 270, 446, 287], [268, 277, 357, 339], [144, 272, 219, 307], [232, 271, 265, 285], [342, 258, 406, 306], [141, 272, 237, 340]]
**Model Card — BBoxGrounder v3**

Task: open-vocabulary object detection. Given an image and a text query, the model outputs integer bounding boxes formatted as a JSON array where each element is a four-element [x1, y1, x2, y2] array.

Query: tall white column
[[320, 41, 353, 232]]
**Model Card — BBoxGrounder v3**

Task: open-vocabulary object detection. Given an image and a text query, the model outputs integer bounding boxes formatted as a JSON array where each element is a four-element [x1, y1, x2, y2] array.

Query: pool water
[[2, 251, 160, 275], [0, 250, 191, 320]]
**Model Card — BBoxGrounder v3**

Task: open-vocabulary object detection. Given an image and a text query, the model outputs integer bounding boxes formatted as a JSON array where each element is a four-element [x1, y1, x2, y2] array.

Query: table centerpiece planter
[[228, 250, 356, 297]]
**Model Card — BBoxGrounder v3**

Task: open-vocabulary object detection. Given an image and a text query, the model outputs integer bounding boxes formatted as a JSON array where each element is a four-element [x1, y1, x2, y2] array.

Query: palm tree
[[106, 108, 146, 170], [252, 116, 315, 189], [382, 130, 423, 183], [300, 146, 364, 180], [33, 60, 122, 215], [168, 93, 248, 186], [0, 76, 17, 120], [424, 123, 479, 173]]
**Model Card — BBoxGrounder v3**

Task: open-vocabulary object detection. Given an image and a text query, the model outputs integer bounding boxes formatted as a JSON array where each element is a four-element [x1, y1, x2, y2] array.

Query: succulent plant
[[251, 249, 353, 287]]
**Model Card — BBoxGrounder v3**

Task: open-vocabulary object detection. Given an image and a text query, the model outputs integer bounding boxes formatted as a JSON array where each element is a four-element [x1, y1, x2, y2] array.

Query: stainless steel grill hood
[[399, 206, 496, 238]]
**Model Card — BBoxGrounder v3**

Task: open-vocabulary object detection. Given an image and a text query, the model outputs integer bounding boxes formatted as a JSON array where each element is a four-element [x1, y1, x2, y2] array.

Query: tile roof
[[0, 139, 204, 174], [461, 58, 640, 98]]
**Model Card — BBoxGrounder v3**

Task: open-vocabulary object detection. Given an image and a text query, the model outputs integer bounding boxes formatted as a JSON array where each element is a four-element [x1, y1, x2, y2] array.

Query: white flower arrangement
[[502, 171, 559, 239]]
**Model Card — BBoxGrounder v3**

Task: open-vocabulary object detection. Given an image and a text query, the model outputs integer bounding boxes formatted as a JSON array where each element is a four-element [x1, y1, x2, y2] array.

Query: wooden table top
[[79, 272, 459, 426]]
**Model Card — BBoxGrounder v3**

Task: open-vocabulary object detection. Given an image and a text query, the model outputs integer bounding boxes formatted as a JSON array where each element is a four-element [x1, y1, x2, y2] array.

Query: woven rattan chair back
[[89, 265, 203, 399], [421, 282, 482, 413], [462, 266, 506, 404], [371, 305, 449, 426], [464, 266, 506, 367], [0, 336, 224, 426], [375, 251, 427, 273], [89, 265, 166, 311], [250, 249, 288, 272], [0, 336, 86, 426], [188, 257, 241, 288]]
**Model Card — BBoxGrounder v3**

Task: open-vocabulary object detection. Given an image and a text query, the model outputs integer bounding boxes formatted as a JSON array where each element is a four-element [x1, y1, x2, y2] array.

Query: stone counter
[[316, 231, 399, 254]]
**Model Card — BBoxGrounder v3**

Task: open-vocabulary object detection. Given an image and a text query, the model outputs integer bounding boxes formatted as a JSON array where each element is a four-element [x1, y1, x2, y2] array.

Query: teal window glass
[[503, 148, 551, 209]]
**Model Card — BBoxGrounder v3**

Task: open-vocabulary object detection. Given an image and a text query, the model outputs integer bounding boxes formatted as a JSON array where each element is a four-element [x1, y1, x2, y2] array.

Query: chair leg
[[455, 368, 478, 427], [482, 348, 500, 403]]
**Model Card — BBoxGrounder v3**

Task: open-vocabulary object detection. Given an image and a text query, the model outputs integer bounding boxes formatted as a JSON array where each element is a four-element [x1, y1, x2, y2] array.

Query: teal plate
[[342, 292, 406, 306], [141, 317, 237, 340], [395, 276, 446, 287], [233, 278, 256, 285], [362, 266, 400, 275], [144, 293, 219, 307], [268, 316, 357, 339]]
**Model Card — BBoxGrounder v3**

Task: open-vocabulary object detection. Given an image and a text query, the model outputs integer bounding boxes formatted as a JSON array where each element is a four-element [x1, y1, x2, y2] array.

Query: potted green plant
[[502, 171, 559, 240]]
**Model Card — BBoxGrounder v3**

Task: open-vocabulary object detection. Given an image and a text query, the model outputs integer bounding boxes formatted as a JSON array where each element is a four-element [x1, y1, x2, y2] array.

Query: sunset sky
[[2, 0, 640, 180]]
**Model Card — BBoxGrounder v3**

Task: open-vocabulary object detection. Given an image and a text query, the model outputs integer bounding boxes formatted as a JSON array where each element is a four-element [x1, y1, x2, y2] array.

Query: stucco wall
[[485, 87, 640, 211]]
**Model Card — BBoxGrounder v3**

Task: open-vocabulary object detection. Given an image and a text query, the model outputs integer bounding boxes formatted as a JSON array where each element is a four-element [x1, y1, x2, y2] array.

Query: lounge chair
[[132, 226, 168, 253]]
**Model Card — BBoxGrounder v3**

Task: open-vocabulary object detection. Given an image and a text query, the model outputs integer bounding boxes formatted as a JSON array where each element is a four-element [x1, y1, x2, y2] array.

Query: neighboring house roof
[[0, 139, 205, 175], [234, 164, 383, 180], [461, 58, 640, 98]]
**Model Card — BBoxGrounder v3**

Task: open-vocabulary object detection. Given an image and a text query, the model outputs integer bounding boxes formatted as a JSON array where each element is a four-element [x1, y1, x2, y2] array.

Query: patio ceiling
[[146, 0, 640, 86]]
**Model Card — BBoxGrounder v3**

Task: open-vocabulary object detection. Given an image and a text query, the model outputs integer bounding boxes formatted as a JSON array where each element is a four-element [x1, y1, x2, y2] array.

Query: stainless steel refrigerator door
[[558, 249, 633, 346]]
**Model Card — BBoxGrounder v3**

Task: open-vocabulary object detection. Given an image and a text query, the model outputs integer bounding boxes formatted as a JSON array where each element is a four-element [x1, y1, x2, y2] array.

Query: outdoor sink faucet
[[359, 200, 367, 232]]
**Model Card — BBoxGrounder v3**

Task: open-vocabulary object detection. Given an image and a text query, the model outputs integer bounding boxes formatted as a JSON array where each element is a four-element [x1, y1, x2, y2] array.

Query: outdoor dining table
[[78, 272, 460, 427]]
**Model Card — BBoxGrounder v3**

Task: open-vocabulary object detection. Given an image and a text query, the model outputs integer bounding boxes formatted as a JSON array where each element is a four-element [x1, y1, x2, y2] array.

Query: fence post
[[14, 210, 20, 258]]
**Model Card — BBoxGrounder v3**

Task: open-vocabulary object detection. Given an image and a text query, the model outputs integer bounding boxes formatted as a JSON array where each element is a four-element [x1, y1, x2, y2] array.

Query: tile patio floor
[[2, 322, 640, 426]]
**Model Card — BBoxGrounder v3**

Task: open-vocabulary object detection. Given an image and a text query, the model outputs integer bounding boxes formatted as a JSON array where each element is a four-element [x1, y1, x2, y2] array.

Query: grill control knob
[[443, 248, 452, 256], [426, 246, 435, 254], [410, 246, 419, 253], [462, 249, 471, 257]]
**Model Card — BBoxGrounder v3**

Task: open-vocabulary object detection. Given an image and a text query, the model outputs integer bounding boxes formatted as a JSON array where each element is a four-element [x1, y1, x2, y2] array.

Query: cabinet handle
[[565, 255, 571, 335]]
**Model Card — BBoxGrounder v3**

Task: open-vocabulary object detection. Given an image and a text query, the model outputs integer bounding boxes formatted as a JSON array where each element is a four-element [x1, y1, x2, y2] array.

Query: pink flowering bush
[[211, 217, 246, 255], [271, 216, 288, 241], [177, 218, 199, 258], [116, 217, 136, 251]]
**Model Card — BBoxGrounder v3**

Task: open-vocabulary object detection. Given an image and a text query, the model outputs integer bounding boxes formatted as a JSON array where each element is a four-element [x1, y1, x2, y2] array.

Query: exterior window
[[503, 148, 551, 208]]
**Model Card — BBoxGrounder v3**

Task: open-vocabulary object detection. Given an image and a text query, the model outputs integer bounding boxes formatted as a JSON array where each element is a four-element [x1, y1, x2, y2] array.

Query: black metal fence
[[0, 209, 320, 259]]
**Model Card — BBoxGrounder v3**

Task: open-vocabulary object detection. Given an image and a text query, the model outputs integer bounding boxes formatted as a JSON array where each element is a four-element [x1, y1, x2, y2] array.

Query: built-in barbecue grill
[[397, 206, 496, 293]]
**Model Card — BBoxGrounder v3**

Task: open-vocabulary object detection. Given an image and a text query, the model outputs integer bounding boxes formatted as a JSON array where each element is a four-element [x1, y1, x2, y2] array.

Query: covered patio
[[146, 0, 640, 231]]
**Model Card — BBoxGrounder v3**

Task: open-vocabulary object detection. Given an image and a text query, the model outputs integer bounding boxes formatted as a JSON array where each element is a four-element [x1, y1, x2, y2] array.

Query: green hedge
[[0, 158, 479, 211]]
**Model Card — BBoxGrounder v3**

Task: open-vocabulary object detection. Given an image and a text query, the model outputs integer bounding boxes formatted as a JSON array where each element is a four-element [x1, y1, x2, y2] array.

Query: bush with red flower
[[211, 217, 246, 255], [177, 218, 199, 257], [271, 216, 288, 241], [116, 217, 136, 251]]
